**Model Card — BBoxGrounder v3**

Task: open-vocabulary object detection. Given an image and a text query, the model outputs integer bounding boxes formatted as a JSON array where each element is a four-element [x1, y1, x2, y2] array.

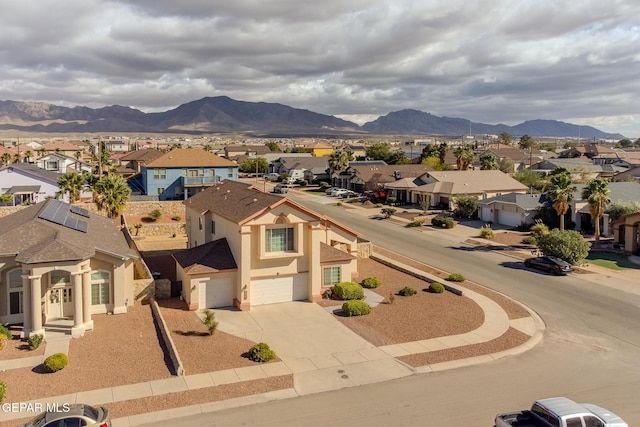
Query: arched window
[[90, 271, 110, 305], [8, 269, 23, 315], [50, 270, 70, 285]]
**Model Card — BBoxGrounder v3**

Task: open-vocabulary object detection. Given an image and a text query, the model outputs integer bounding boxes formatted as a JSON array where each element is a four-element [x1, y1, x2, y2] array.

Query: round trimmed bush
[[447, 273, 465, 282], [342, 300, 371, 317], [432, 216, 455, 229], [522, 236, 538, 245], [398, 286, 417, 296], [248, 343, 276, 363], [333, 282, 364, 300], [480, 227, 495, 239], [429, 282, 445, 293], [44, 353, 68, 373], [361, 277, 382, 289]]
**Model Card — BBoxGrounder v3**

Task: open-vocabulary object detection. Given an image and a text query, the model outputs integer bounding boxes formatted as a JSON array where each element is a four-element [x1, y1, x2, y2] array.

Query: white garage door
[[480, 206, 493, 223], [199, 278, 234, 309], [250, 274, 308, 306], [498, 209, 522, 227]]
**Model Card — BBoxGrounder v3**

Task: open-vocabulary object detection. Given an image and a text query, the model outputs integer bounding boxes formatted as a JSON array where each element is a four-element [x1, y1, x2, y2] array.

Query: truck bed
[[495, 411, 549, 427]]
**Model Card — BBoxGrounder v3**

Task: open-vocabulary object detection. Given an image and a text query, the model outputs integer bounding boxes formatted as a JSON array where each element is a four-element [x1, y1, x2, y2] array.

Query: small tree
[[452, 195, 478, 218], [134, 223, 142, 236], [202, 309, 219, 336], [537, 229, 591, 265], [380, 207, 397, 219], [149, 209, 162, 221]]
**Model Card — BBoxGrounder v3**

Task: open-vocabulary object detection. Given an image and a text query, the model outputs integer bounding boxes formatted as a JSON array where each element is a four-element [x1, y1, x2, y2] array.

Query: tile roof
[[419, 170, 528, 194], [0, 200, 136, 264], [118, 148, 164, 162], [145, 148, 237, 168], [185, 180, 359, 236], [320, 243, 356, 263], [40, 140, 79, 151], [1, 163, 62, 183], [172, 238, 237, 275], [478, 193, 544, 210], [350, 164, 433, 183]]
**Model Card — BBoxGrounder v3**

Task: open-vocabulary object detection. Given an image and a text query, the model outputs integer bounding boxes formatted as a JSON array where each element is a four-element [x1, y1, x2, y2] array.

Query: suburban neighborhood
[[0, 135, 639, 426]]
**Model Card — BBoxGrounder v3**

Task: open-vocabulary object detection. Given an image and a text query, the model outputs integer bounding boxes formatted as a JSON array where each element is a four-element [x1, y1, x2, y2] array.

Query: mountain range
[[0, 97, 624, 139]]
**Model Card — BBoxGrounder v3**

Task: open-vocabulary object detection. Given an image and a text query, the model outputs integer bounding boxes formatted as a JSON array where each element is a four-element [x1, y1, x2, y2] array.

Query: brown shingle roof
[[185, 180, 286, 224], [0, 200, 136, 264], [419, 170, 527, 194], [146, 148, 236, 168], [320, 243, 355, 263], [172, 238, 237, 275], [350, 164, 433, 183], [119, 149, 164, 162]]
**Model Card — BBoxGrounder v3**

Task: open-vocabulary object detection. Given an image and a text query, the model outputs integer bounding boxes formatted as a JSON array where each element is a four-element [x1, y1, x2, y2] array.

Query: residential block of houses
[[173, 180, 359, 311]]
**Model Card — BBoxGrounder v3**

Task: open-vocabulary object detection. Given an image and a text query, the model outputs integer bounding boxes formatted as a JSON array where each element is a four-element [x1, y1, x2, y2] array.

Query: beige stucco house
[[612, 212, 640, 255], [0, 200, 138, 338], [174, 180, 359, 311]]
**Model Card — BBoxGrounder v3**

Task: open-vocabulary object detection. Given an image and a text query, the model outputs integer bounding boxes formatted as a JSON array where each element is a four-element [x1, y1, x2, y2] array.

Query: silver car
[[22, 404, 110, 427]]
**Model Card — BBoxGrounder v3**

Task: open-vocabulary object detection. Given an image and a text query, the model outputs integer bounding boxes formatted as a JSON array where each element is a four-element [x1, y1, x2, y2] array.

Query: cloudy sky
[[1, 0, 639, 137]]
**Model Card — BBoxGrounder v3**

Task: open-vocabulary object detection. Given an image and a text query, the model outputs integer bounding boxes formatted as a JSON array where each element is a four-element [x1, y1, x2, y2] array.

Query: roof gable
[[145, 148, 237, 168]]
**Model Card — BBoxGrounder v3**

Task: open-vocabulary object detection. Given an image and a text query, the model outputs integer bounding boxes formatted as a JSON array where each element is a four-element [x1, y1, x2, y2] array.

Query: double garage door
[[199, 278, 233, 309], [250, 274, 308, 306], [498, 210, 523, 227]]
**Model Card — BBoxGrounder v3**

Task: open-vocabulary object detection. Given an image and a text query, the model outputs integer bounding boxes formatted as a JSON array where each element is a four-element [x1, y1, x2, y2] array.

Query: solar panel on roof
[[64, 216, 78, 229], [70, 205, 90, 217], [75, 220, 88, 233]]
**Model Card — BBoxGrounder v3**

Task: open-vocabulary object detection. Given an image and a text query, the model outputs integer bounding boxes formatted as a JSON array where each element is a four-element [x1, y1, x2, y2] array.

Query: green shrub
[[480, 227, 495, 239], [398, 286, 417, 296], [407, 219, 425, 227], [149, 209, 162, 221], [298, 180, 308, 187], [0, 324, 12, 341], [0, 335, 7, 351], [171, 215, 181, 221], [530, 223, 549, 238], [333, 282, 364, 300], [447, 273, 465, 282], [28, 334, 43, 351], [387, 197, 397, 206], [361, 277, 382, 289], [388, 292, 395, 304], [337, 202, 343, 206], [342, 300, 371, 316], [376, 203, 383, 208], [429, 282, 445, 293], [380, 207, 397, 218], [248, 343, 276, 363], [537, 229, 590, 265], [319, 181, 330, 189], [522, 236, 538, 245], [0, 381, 5, 403], [202, 309, 219, 336], [432, 216, 455, 229], [43, 353, 68, 373]]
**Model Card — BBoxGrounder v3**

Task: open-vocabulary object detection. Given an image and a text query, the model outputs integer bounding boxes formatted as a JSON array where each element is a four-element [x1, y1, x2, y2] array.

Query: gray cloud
[[0, 0, 638, 136]]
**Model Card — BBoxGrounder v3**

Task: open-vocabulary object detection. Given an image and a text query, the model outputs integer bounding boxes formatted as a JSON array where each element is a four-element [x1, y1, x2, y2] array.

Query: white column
[[82, 270, 93, 330], [21, 273, 32, 338], [71, 271, 85, 337], [29, 275, 44, 337]]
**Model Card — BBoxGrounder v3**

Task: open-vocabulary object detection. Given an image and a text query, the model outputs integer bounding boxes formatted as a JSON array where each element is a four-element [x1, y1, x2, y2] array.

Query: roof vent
[[253, 198, 258, 202]]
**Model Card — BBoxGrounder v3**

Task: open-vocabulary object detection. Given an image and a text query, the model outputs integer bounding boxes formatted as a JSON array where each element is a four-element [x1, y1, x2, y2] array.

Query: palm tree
[[24, 150, 33, 163], [73, 150, 82, 170], [57, 172, 85, 204], [93, 174, 131, 218], [1, 152, 12, 166], [480, 153, 499, 170], [581, 178, 611, 241], [547, 171, 577, 231], [37, 147, 47, 158], [454, 145, 474, 170], [328, 150, 350, 185]]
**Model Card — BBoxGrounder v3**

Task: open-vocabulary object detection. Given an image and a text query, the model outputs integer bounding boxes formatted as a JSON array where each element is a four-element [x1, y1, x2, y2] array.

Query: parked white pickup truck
[[495, 397, 628, 427]]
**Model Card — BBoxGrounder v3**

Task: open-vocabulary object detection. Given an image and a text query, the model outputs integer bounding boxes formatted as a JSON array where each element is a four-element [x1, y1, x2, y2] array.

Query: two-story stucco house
[[173, 180, 359, 311], [0, 164, 70, 205], [0, 200, 137, 338], [140, 148, 238, 200]]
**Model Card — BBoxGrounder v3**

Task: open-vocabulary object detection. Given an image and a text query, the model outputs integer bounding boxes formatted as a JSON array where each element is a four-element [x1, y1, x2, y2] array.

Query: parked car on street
[[524, 256, 572, 275], [22, 404, 111, 427], [329, 188, 349, 197], [340, 190, 360, 198], [272, 184, 289, 194], [264, 173, 280, 181], [325, 187, 340, 194]]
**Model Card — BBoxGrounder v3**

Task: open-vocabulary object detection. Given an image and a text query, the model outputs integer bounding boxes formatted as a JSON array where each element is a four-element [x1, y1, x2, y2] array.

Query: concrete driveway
[[213, 301, 380, 364]]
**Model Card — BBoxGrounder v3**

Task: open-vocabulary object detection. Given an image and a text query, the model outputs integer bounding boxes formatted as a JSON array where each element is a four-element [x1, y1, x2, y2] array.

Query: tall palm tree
[[57, 172, 85, 204], [24, 150, 33, 163], [581, 178, 611, 241], [328, 150, 350, 185], [480, 153, 499, 170], [1, 152, 12, 165], [37, 147, 47, 158], [454, 145, 474, 170], [93, 174, 131, 218], [547, 171, 577, 231]]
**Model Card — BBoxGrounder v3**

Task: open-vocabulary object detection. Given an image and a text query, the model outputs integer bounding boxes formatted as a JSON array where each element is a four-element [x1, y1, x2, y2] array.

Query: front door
[[48, 286, 73, 319]]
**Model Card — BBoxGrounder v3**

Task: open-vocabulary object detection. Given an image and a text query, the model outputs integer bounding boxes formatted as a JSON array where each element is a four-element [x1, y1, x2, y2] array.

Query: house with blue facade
[[141, 148, 238, 200]]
